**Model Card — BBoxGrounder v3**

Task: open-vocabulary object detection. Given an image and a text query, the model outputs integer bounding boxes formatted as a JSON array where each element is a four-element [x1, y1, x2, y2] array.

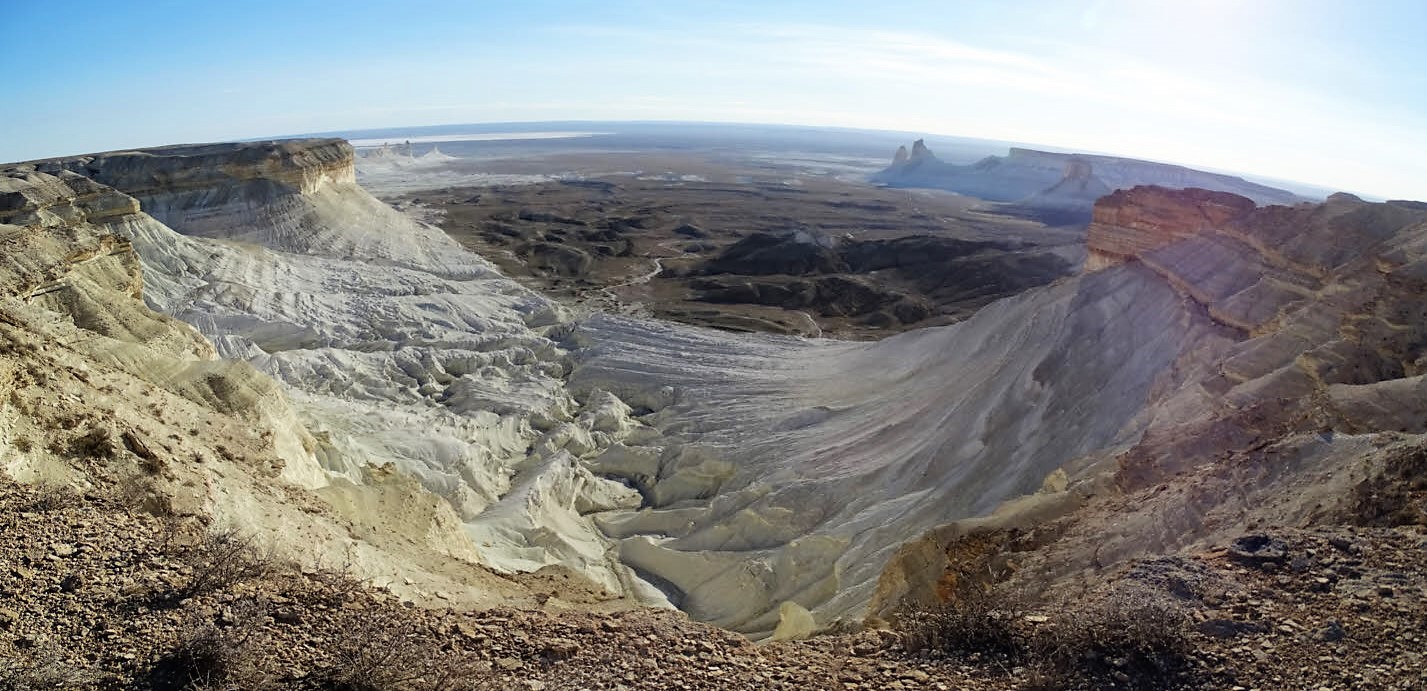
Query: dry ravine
[[2, 139, 1425, 689]]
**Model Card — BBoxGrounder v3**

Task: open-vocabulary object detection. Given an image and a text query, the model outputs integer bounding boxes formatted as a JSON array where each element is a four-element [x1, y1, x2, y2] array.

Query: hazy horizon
[[4, 1, 1424, 199], [296, 119, 1348, 199]]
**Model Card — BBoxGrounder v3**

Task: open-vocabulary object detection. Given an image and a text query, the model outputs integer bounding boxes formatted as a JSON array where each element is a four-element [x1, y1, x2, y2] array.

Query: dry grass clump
[[0, 646, 99, 690], [65, 425, 117, 460], [897, 586, 1198, 690], [311, 608, 489, 691], [20, 481, 82, 513], [173, 529, 277, 601], [1030, 590, 1195, 690], [897, 592, 1024, 660], [149, 603, 275, 691]]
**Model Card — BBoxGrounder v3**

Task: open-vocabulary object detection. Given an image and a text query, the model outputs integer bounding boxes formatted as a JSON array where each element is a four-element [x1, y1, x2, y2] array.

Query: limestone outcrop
[[6, 138, 1426, 647], [891, 145, 909, 166], [37, 139, 355, 199], [0, 143, 643, 616], [909, 138, 932, 161], [1084, 185, 1258, 270], [874, 141, 1303, 219], [1017, 157, 1113, 213], [875, 185, 1427, 619]]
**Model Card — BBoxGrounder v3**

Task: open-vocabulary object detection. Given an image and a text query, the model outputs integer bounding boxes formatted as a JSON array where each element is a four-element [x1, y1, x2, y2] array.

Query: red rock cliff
[[1084, 186, 1257, 271]]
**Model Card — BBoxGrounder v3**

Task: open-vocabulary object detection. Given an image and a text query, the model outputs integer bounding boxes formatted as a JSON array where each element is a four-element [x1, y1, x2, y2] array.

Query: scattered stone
[[903, 669, 931, 683], [1228, 534, 1290, 567], [1328, 537, 1358, 554], [59, 573, 84, 593], [543, 637, 581, 660], [1317, 621, 1346, 642], [1198, 619, 1269, 639]]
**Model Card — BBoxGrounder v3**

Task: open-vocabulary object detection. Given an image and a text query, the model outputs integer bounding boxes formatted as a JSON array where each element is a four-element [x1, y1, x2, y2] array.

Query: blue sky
[[2, 0, 1424, 198]]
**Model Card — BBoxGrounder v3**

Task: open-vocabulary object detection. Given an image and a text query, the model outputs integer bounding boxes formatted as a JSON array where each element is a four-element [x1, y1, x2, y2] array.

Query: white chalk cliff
[[7, 140, 1425, 642], [873, 141, 1305, 211]]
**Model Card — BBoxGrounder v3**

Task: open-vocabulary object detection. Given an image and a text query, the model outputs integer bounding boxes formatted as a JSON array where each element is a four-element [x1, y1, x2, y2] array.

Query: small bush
[[898, 594, 1023, 660], [149, 603, 273, 691], [0, 646, 99, 690], [304, 559, 368, 608], [173, 530, 276, 601], [22, 482, 81, 513], [68, 426, 117, 459], [1033, 591, 1196, 690], [313, 609, 488, 691]]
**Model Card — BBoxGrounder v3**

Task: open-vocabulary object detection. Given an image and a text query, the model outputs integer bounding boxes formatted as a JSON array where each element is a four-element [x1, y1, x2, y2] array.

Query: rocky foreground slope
[[3, 472, 1423, 689], [2, 138, 1426, 687]]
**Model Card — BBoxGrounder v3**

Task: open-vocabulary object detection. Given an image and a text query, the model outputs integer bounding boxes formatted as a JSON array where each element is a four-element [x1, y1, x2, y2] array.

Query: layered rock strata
[[0, 144, 644, 614], [873, 141, 1304, 216], [1084, 185, 1259, 271], [6, 140, 1426, 647], [874, 186, 1427, 618]]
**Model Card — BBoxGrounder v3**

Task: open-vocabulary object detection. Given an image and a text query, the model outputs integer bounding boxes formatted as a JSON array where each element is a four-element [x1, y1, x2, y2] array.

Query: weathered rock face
[[30, 139, 354, 248], [909, 138, 932, 162], [1061, 157, 1093, 183], [0, 169, 140, 229], [0, 162, 343, 509], [884, 139, 937, 174], [0, 168, 215, 361], [872, 142, 1303, 219], [35, 138, 355, 200], [9, 136, 1427, 648], [1084, 186, 1258, 271], [1015, 157, 1113, 219], [874, 186, 1427, 620], [23, 140, 447, 268], [0, 141, 638, 620]]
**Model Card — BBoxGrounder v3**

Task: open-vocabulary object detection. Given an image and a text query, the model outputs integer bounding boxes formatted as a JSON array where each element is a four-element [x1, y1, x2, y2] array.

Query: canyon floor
[[386, 152, 1082, 339]]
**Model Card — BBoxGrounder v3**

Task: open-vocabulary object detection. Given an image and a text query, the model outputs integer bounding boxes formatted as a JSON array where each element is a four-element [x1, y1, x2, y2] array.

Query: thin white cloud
[[565, 21, 1424, 197]]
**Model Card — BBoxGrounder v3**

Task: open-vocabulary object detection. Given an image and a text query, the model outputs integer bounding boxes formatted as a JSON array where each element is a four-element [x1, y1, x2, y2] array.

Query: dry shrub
[[67, 426, 117, 459], [173, 529, 276, 601], [312, 608, 488, 691], [303, 556, 369, 608], [1032, 590, 1196, 690], [0, 645, 99, 690], [898, 592, 1024, 660], [115, 475, 177, 517], [895, 585, 1198, 689], [22, 482, 81, 513], [149, 602, 274, 691]]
